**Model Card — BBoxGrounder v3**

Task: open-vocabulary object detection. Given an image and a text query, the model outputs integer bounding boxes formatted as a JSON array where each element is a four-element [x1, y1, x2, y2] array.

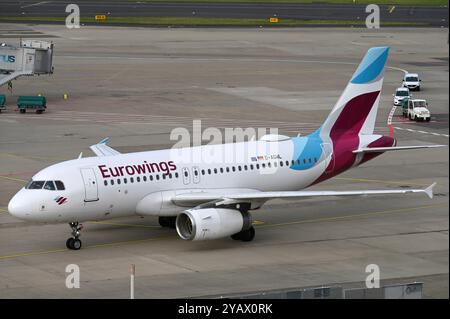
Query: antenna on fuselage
[[78, 152, 83, 159]]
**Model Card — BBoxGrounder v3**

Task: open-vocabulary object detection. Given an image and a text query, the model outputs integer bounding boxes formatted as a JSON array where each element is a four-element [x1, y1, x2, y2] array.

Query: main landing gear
[[159, 216, 176, 229], [66, 222, 83, 250], [231, 226, 255, 242]]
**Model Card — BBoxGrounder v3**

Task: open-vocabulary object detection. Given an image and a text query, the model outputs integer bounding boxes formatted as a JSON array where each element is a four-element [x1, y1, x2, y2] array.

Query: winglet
[[424, 182, 436, 199], [99, 137, 110, 145]]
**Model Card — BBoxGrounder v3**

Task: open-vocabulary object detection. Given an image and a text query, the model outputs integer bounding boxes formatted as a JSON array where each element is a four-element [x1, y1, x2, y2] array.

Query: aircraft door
[[182, 167, 190, 185], [80, 168, 99, 202], [192, 166, 200, 184]]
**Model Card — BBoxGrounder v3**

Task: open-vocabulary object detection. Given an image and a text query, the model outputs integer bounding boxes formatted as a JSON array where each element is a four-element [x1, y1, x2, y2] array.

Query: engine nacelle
[[176, 208, 252, 241]]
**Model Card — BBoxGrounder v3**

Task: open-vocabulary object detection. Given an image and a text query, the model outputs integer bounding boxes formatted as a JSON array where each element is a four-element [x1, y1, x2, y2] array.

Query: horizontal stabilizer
[[353, 145, 446, 154]]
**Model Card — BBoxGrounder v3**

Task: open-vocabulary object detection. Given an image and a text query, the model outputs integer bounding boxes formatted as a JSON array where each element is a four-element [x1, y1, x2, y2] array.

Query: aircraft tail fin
[[319, 47, 389, 138]]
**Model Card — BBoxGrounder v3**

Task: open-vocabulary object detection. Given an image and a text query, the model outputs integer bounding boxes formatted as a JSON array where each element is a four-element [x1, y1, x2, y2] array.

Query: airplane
[[8, 46, 445, 250]]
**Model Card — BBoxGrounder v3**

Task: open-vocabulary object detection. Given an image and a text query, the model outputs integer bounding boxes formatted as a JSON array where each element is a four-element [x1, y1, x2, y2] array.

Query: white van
[[402, 73, 421, 91]]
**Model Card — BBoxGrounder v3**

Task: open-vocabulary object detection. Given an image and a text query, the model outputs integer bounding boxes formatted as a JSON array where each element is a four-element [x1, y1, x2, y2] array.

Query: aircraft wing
[[172, 183, 436, 207], [89, 138, 121, 157], [353, 145, 446, 154]]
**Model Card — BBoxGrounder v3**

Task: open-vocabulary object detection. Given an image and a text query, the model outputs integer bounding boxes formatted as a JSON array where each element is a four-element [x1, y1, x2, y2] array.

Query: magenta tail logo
[[55, 196, 68, 205]]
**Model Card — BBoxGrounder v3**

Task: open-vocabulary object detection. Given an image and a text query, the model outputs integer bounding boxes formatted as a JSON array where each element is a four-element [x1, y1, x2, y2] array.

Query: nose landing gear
[[66, 222, 83, 250]]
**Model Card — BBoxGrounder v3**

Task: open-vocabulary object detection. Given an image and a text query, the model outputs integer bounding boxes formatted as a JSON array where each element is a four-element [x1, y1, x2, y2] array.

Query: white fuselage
[[8, 137, 333, 223]]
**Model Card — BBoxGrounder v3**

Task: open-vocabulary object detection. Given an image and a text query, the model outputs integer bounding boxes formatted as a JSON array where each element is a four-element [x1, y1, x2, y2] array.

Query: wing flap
[[173, 183, 436, 207]]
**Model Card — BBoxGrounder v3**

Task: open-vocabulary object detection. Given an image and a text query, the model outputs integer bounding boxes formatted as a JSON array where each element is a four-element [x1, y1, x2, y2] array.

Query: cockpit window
[[55, 181, 65, 190], [25, 180, 65, 190], [44, 181, 56, 190], [26, 180, 45, 189]]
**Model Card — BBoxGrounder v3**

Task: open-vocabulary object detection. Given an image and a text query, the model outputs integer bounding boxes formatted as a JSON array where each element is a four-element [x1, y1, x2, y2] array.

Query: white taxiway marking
[[394, 126, 449, 138], [20, 1, 51, 8]]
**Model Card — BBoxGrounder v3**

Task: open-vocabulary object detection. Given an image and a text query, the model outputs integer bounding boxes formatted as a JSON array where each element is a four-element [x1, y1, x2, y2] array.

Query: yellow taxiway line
[[257, 203, 447, 229], [0, 203, 446, 261], [0, 175, 27, 183]]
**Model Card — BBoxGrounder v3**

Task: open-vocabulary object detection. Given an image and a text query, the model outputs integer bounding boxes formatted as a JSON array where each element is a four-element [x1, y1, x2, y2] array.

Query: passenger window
[[309, 158, 312, 163], [201, 170, 205, 175], [111, 179, 114, 186], [220, 168, 223, 173], [226, 167, 230, 173], [208, 169, 211, 175], [117, 179, 121, 184], [256, 164, 259, 169], [104, 180, 108, 186], [130, 177, 134, 183], [184, 171, 188, 177], [55, 181, 65, 190], [137, 176, 140, 182], [156, 175, 160, 180], [280, 161, 283, 167], [169, 173, 172, 179], [175, 172, 179, 178], [44, 181, 56, 190], [143, 176, 147, 182], [124, 178, 127, 184], [244, 165, 248, 170], [150, 175, 153, 181], [285, 161, 289, 166], [214, 168, 217, 174], [261, 163, 265, 168], [303, 159, 307, 164], [267, 163, 271, 168]]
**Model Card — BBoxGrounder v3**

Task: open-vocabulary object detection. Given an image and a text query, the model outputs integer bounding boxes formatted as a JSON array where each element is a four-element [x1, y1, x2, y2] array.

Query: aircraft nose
[[8, 192, 31, 219]]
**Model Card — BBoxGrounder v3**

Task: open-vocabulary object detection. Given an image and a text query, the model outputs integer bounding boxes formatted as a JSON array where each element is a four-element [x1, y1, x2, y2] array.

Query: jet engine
[[176, 208, 252, 241]]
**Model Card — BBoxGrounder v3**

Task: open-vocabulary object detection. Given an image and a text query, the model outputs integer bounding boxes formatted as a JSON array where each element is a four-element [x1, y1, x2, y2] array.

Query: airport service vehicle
[[17, 95, 46, 114], [393, 87, 410, 106], [402, 73, 421, 91], [8, 47, 444, 250], [404, 98, 431, 122], [0, 94, 5, 112]]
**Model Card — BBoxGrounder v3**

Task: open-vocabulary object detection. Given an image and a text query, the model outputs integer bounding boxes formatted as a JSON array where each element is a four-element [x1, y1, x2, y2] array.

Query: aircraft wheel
[[72, 239, 82, 250], [66, 238, 82, 250], [159, 216, 176, 229], [66, 238, 74, 249], [231, 226, 255, 242], [240, 227, 255, 242]]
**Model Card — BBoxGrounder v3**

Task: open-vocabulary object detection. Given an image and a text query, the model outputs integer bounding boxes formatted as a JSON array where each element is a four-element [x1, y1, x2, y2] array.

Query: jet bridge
[[0, 40, 54, 88]]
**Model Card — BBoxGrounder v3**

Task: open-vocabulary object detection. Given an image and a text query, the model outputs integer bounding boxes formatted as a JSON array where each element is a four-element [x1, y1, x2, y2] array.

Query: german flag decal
[[54, 196, 68, 205]]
